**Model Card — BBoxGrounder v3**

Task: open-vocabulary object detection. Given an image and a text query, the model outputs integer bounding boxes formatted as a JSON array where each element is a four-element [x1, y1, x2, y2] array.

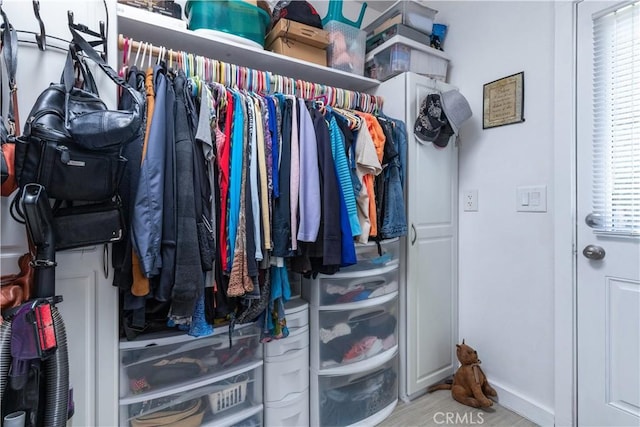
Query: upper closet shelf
[[117, 4, 380, 92]]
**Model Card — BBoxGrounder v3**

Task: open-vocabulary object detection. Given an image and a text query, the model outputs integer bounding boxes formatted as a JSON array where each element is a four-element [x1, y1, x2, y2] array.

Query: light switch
[[517, 185, 547, 212], [530, 191, 540, 206]]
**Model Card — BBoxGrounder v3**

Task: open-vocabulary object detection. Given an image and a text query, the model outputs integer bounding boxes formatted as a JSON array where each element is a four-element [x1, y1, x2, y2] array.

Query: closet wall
[[429, 2, 557, 425], [0, 2, 120, 426]]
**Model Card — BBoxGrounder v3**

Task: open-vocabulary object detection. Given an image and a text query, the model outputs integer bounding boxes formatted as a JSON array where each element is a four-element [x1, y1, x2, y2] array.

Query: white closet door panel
[[406, 73, 458, 397], [55, 249, 119, 427], [406, 236, 455, 395]]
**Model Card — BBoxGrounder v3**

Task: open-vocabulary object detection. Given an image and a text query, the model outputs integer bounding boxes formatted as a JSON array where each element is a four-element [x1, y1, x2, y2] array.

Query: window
[[592, 1, 640, 236]]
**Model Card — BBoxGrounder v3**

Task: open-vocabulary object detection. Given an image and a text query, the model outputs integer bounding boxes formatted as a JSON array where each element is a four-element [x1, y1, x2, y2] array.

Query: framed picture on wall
[[482, 72, 524, 129]]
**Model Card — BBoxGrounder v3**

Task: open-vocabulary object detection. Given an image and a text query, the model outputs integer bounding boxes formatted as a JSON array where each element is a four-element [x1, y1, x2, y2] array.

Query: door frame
[[554, 2, 579, 426]]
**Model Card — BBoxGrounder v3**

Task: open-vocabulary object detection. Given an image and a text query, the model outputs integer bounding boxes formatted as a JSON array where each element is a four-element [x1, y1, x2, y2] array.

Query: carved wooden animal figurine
[[428, 340, 497, 408]]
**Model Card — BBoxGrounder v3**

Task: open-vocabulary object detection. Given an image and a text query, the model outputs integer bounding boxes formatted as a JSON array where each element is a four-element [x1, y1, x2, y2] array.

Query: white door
[[404, 74, 458, 397], [374, 73, 458, 399], [576, 1, 640, 426]]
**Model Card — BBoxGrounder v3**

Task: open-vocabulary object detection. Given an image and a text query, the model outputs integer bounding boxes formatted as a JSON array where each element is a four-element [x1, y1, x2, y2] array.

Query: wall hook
[[67, 10, 108, 60], [32, 0, 46, 51]]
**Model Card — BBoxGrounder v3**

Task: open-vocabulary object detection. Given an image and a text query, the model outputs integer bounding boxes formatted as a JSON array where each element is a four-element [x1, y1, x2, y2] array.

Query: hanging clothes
[[110, 43, 410, 340], [171, 69, 203, 318], [296, 98, 320, 243]]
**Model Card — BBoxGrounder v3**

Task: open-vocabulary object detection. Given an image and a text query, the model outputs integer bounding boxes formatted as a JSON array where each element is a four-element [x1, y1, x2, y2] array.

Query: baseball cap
[[440, 89, 472, 135], [272, 0, 323, 29], [414, 93, 452, 147]]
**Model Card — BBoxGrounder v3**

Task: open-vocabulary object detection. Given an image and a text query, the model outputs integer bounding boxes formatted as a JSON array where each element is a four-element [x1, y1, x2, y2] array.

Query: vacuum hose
[[44, 307, 68, 427], [0, 319, 12, 402], [21, 184, 69, 426]]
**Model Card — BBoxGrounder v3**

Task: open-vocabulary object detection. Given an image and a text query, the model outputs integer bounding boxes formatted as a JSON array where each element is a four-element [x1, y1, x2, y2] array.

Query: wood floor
[[380, 390, 540, 427]]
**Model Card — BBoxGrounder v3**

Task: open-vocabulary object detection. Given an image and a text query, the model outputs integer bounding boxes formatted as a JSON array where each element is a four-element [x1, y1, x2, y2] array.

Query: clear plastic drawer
[[311, 263, 399, 307], [341, 237, 400, 273], [121, 363, 263, 427], [317, 355, 398, 426], [313, 293, 398, 370], [120, 325, 262, 397]]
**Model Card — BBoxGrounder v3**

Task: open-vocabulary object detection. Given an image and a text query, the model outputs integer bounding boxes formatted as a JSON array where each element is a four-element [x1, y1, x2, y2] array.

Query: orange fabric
[[356, 112, 386, 238], [363, 174, 377, 237], [141, 69, 155, 163], [358, 113, 386, 163], [131, 68, 155, 297]]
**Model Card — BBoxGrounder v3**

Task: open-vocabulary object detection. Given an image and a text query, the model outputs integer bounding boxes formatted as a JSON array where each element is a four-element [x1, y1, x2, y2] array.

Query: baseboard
[[491, 381, 555, 426]]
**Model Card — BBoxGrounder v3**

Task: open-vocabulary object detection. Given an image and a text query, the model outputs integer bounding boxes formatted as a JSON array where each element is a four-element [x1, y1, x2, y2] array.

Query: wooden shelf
[[117, 4, 380, 93]]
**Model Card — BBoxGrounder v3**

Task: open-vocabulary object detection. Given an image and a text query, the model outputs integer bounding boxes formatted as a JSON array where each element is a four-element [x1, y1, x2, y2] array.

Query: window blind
[[592, 2, 640, 236]]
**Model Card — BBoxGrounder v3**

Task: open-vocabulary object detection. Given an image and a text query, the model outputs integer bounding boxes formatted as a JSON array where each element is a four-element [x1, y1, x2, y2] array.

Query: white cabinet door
[[404, 73, 458, 397], [376, 73, 458, 399], [55, 248, 119, 427]]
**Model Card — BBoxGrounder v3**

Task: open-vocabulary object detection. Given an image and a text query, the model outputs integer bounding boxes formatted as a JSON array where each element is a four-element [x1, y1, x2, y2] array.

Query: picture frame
[[483, 72, 525, 129]]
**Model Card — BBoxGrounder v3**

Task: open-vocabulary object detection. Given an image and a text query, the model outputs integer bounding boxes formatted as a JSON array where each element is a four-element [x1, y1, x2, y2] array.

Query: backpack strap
[[1, 6, 19, 136]]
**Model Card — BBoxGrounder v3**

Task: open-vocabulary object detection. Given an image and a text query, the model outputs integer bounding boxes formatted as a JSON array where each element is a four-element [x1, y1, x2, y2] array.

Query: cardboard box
[[267, 38, 327, 66], [265, 18, 329, 49]]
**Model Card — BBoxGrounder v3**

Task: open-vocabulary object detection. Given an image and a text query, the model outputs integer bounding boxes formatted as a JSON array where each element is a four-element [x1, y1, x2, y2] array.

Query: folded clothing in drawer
[[122, 329, 261, 395], [318, 297, 398, 368], [316, 264, 399, 306], [125, 365, 262, 426], [319, 362, 397, 426]]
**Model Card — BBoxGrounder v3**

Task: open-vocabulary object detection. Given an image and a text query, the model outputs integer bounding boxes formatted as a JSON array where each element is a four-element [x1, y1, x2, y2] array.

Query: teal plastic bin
[[185, 0, 270, 48]]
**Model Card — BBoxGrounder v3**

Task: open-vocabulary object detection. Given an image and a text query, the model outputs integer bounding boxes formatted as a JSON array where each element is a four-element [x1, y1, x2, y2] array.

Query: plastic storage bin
[[185, 0, 270, 48], [366, 23, 430, 53], [364, 0, 437, 37], [282, 298, 309, 331], [314, 292, 398, 370], [265, 391, 309, 427], [316, 355, 398, 426], [122, 364, 263, 427], [265, 324, 310, 359], [304, 263, 399, 307], [264, 345, 309, 402], [366, 35, 450, 82], [342, 237, 400, 272], [120, 325, 262, 397], [325, 20, 366, 75]]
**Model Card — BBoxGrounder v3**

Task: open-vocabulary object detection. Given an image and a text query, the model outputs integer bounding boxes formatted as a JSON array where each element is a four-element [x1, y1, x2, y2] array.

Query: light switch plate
[[517, 185, 547, 212]]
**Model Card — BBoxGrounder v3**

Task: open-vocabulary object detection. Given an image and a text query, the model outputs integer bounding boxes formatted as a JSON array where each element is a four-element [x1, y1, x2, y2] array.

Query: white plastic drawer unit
[[264, 324, 309, 359], [283, 297, 309, 331], [316, 355, 398, 427], [121, 363, 263, 427], [265, 390, 309, 427], [264, 345, 310, 402], [313, 292, 398, 370], [119, 325, 262, 398], [340, 237, 400, 273], [306, 263, 399, 307]]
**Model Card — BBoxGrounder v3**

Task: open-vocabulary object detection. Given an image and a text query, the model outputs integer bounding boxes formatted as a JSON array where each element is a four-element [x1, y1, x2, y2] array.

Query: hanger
[[138, 42, 147, 69], [133, 40, 143, 68], [119, 37, 129, 77]]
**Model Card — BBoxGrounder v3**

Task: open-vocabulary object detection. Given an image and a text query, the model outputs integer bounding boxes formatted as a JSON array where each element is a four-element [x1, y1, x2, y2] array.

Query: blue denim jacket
[[379, 117, 408, 239]]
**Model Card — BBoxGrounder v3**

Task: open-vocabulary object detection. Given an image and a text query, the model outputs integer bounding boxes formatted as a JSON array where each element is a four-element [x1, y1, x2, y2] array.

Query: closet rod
[[117, 34, 384, 113]]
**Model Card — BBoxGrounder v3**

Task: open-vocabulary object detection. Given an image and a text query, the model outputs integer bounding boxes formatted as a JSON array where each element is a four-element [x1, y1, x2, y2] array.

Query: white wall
[[428, 1, 556, 425]]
